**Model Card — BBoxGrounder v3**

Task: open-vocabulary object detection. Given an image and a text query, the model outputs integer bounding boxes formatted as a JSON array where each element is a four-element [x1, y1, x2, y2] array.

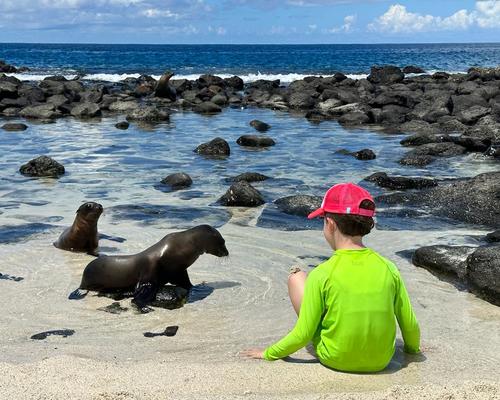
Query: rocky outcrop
[[412, 245, 475, 279], [467, 245, 500, 304], [194, 137, 230, 157], [19, 156, 65, 178], [218, 181, 265, 207], [364, 172, 437, 190]]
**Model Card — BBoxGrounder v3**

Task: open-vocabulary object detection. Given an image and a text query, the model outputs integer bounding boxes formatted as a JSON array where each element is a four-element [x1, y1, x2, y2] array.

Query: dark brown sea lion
[[54, 202, 103, 256], [69, 225, 229, 310]]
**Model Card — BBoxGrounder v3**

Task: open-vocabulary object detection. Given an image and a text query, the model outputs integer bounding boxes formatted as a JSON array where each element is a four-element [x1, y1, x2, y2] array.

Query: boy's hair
[[325, 199, 375, 236]]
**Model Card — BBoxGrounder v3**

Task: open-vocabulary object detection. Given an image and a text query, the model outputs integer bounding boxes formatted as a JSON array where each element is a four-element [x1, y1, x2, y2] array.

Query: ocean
[[2, 42, 500, 83]]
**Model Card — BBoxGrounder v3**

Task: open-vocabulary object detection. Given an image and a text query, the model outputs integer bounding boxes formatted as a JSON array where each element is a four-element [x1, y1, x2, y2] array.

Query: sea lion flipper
[[132, 282, 158, 311], [68, 288, 88, 300]]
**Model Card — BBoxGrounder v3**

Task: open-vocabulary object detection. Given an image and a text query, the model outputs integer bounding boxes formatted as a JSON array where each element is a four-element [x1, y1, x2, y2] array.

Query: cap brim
[[307, 208, 324, 219]]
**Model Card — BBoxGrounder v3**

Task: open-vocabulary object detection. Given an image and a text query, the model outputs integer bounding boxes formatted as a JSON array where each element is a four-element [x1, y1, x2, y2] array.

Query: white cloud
[[141, 8, 180, 19], [325, 14, 356, 33], [208, 25, 227, 35], [368, 4, 474, 33], [369, 2, 500, 34]]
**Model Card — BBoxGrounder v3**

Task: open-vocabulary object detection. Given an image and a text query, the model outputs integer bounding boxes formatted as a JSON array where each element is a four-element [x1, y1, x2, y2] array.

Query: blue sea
[[2, 42, 500, 82]]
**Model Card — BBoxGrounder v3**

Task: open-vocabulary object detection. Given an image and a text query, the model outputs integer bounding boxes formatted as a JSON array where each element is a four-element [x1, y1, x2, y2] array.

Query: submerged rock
[[218, 181, 265, 207], [160, 172, 193, 190], [236, 135, 275, 147], [249, 119, 271, 132], [337, 148, 376, 160], [226, 172, 269, 183], [364, 172, 437, 190], [19, 156, 65, 178], [275, 195, 322, 217], [1, 123, 28, 131], [194, 137, 230, 157], [115, 121, 129, 130]]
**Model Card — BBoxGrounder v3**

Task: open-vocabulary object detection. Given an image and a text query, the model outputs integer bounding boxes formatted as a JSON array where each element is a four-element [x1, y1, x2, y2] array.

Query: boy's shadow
[[282, 339, 427, 373]]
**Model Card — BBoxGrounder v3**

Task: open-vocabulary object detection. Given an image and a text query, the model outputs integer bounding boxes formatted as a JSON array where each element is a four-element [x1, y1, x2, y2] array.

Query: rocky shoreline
[[1, 63, 499, 305]]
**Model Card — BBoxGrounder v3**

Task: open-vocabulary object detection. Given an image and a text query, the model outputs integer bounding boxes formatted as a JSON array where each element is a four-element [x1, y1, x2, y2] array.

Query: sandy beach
[[1, 218, 499, 399]]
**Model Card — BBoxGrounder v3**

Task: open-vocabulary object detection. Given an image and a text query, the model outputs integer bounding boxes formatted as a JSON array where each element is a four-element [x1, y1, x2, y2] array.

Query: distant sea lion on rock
[[69, 225, 229, 311], [54, 202, 103, 256]]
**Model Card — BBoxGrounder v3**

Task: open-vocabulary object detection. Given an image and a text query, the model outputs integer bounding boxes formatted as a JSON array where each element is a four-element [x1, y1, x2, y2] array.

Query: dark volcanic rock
[[20, 104, 61, 120], [115, 121, 130, 130], [466, 245, 500, 304], [194, 137, 230, 157], [0, 60, 18, 73], [218, 181, 265, 207], [377, 171, 500, 228], [226, 172, 269, 183], [367, 65, 404, 84], [194, 101, 222, 114], [19, 156, 65, 178], [399, 142, 467, 166], [1, 123, 28, 131], [400, 133, 451, 147], [70, 102, 101, 118], [275, 195, 322, 217], [160, 172, 193, 190], [126, 106, 170, 122], [485, 230, 500, 243], [352, 149, 376, 160], [402, 65, 425, 74], [364, 172, 437, 190], [224, 76, 244, 90], [412, 245, 475, 279], [485, 144, 500, 158], [236, 135, 275, 147], [249, 119, 270, 132]]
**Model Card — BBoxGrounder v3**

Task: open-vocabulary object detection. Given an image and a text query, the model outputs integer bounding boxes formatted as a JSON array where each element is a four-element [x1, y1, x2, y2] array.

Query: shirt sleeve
[[263, 272, 324, 361], [394, 271, 420, 354]]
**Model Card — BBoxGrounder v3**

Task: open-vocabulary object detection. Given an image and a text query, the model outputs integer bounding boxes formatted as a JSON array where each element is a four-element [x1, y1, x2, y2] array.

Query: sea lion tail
[[68, 288, 88, 300]]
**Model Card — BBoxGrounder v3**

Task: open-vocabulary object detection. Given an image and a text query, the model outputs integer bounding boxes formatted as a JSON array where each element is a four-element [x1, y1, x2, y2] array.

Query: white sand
[[0, 217, 499, 399]]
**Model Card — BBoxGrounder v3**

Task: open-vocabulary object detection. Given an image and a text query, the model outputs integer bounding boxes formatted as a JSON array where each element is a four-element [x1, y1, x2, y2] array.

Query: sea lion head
[[76, 202, 103, 221], [197, 225, 229, 257]]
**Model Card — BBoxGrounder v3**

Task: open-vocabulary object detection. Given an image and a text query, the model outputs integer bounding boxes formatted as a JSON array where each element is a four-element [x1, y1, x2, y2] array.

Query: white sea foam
[[6, 69, 468, 84]]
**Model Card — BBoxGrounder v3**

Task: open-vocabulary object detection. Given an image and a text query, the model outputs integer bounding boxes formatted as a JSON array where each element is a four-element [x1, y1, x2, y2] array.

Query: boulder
[[70, 102, 101, 118], [367, 65, 404, 84], [352, 148, 376, 160], [400, 133, 452, 147], [19, 104, 61, 119], [154, 71, 176, 100], [126, 106, 170, 122], [485, 230, 500, 243], [194, 137, 230, 157], [317, 98, 343, 114], [223, 76, 244, 90], [225, 172, 269, 183], [466, 245, 500, 304], [364, 172, 437, 190], [399, 142, 467, 165], [160, 172, 193, 190], [0, 81, 19, 99], [288, 91, 316, 109], [412, 245, 476, 279], [108, 100, 139, 112], [457, 105, 490, 125], [19, 156, 65, 178], [402, 65, 425, 74], [338, 111, 370, 126], [236, 135, 275, 147], [377, 171, 500, 228], [211, 94, 227, 106], [249, 120, 270, 132], [0, 60, 18, 73], [194, 101, 222, 114], [275, 195, 322, 217], [115, 121, 129, 130], [218, 181, 264, 207], [1, 123, 28, 131]]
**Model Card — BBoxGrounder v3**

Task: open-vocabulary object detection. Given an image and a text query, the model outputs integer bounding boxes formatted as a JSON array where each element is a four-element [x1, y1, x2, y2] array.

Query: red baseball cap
[[308, 183, 375, 219]]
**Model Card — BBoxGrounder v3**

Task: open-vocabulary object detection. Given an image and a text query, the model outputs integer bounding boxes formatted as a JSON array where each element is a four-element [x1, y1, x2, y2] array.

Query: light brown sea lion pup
[[54, 202, 103, 256]]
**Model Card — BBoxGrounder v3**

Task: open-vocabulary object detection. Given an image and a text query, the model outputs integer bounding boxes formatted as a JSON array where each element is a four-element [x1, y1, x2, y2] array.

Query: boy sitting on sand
[[242, 183, 420, 372]]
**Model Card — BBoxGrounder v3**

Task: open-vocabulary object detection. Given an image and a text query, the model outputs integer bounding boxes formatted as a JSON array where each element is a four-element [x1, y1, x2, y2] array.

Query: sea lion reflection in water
[[69, 225, 229, 311]]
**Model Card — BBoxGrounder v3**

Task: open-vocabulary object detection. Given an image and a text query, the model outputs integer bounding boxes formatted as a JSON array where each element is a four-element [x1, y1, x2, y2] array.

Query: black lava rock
[[236, 135, 276, 147], [249, 120, 271, 132], [161, 172, 193, 190], [226, 172, 269, 183], [218, 181, 265, 207], [1, 123, 28, 131], [19, 156, 65, 178], [194, 137, 230, 157], [364, 172, 437, 190]]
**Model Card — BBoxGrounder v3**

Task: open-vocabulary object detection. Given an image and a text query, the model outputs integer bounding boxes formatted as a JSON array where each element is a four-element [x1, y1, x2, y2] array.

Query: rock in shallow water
[[19, 156, 65, 178], [115, 121, 129, 130], [160, 172, 193, 190], [225, 172, 269, 183], [467, 245, 500, 305], [412, 245, 476, 280], [1, 123, 28, 131], [364, 172, 437, 190], [194, 137, 230, 157], [218, 181, 265, 207], [249, 119, 270, 132], [275, 195, 322, 217], [236, 135, 275, 147]]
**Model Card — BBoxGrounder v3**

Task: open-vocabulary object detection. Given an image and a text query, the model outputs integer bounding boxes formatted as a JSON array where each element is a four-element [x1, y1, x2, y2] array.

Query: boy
[[242, 183, 420, 372]]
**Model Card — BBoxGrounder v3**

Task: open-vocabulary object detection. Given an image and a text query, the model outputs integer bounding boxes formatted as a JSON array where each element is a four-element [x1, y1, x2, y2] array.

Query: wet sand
[[0, 218, 499, 399]]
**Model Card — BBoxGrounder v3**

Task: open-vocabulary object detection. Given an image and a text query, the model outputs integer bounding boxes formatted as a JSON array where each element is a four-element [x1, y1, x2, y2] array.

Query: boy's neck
[[331, 235, 365, 251]]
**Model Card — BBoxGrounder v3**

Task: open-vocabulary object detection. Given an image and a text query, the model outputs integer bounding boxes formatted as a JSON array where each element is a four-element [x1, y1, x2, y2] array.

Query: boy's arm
[[394, 272, 420, 354], [264, 273, 324, 360]]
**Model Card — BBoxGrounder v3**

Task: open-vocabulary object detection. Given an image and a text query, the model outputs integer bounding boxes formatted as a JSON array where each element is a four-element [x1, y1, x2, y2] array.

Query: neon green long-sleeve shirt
[[264, 248, 420, 372]]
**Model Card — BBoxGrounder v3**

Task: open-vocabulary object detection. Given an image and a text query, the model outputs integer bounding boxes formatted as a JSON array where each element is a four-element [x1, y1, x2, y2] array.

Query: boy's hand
[[240, 349, 265, 359]]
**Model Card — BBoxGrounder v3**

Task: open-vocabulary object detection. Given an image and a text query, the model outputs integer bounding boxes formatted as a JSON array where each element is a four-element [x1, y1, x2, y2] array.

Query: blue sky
[[0, 0, 499, 44]]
